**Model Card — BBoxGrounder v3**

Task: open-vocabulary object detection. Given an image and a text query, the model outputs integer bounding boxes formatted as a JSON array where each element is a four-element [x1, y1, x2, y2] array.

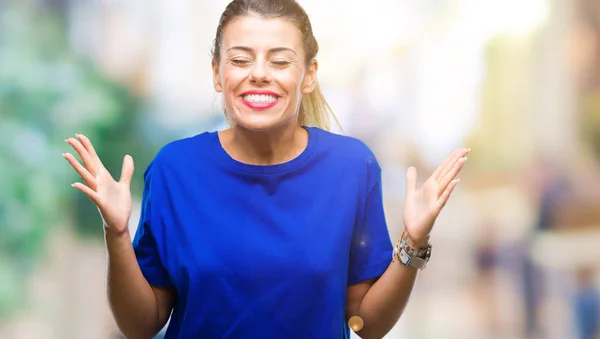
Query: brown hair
[[211, 0, 340, 131]]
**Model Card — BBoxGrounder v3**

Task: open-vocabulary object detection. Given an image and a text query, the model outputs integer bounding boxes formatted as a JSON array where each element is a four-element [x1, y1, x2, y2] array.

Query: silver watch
[[394, 242, 432, 270]]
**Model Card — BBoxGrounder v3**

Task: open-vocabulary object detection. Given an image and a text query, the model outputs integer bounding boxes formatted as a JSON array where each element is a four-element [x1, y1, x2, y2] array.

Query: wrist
[[403, 233, 430, 249], [104, 226, 131, 242], [393, 234, 432, 270]]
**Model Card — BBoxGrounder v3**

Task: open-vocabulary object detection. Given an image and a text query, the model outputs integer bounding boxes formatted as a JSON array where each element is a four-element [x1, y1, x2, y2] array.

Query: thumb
[[119, 154, 135, 185], [406, 166, 417, 197]]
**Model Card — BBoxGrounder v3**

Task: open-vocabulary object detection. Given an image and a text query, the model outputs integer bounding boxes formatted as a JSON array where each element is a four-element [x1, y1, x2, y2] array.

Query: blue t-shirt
[[133, 126, 393, 339]]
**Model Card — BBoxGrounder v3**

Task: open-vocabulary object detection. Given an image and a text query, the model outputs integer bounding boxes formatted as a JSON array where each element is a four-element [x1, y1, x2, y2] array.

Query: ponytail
[[298, 81, 341, 131]]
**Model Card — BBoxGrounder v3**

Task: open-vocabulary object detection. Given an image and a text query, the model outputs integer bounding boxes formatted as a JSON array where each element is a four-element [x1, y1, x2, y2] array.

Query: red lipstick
[[240, 90, 280, 110]]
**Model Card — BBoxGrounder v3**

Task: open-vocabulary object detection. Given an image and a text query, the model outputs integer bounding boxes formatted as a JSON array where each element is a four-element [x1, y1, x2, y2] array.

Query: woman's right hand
[[63, 134, 134, 237]]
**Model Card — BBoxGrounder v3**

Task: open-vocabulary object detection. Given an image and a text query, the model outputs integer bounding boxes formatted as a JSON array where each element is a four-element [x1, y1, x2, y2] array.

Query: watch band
[[399, 230, 430, 257], [399, 247, 429, 269], [393, 236, 432, 270]]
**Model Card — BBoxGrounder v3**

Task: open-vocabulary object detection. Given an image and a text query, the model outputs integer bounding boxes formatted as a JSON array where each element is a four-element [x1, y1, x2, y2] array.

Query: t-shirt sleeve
[[132, 162, 173, 288], [348, 157, 393, 285]]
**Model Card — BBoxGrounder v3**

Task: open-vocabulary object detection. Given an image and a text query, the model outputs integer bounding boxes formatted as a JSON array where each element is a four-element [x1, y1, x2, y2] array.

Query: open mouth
[[240, 93, 280, 110]]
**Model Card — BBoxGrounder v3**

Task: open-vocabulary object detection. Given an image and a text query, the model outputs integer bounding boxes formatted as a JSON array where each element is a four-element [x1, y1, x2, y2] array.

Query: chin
[[231, 111, 295, 132], [237, 120, 278, 132]]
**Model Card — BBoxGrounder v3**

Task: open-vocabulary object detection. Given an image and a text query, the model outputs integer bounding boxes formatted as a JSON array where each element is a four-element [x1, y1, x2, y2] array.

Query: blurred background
[[1, 0, 600, 338]]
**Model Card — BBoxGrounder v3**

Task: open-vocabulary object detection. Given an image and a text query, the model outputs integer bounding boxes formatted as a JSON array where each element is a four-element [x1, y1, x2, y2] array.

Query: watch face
[[399, 248, 411, 265], [395, 242, 431, 270]]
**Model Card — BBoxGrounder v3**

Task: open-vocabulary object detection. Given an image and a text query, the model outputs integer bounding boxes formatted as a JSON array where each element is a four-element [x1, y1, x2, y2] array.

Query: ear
[[212, 59, 223, 93], [302, 59, 318, 94]]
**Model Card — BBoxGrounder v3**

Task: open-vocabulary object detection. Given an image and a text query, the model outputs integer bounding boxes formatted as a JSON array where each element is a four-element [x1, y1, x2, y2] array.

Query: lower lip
[[240, 97, 280, 110]]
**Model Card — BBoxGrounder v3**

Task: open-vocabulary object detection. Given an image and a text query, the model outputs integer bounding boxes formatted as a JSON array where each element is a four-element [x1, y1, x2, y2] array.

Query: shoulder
[[310, 127, 379, 169], [144, 131, 215, 177], [158, 131, 213, 161]]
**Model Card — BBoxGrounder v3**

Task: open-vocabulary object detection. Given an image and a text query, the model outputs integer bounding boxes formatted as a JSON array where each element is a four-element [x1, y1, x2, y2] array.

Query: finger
[[76, 134, 103, 168], [71, 182, 101, 206], [63, 153, 97, 189], [119, 154, 135, 185], [432, 149, 460, 180], [435, 148, 469, 181], [406, 166, 417, 197], [437, 148, 468, 180], [438, 156, 467, 195], [437, 179, 460, 209], [66, 137, 98, 177]]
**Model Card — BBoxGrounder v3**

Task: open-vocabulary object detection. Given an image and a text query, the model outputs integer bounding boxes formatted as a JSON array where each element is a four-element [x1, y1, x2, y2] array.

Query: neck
[[219, 123, 308, 166]]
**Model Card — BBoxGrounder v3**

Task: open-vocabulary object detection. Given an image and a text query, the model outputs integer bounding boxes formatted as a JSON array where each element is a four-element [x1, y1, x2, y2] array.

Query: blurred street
[[1, 0, 599, 338]]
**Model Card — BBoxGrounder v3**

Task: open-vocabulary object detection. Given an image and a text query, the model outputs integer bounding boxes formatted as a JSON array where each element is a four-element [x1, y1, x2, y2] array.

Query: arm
[[106, 231, 175, 339], [63, 134, 175, 339], [345, 247, 421, 339], [346, 148, 468, 338]]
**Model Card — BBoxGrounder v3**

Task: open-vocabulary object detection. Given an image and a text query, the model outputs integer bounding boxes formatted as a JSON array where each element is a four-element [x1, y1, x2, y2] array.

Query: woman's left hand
[[401, 148, 470, 248]]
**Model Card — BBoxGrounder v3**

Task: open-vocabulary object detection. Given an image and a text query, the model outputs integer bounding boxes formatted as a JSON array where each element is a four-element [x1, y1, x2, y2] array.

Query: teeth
[[243, 94, 278, 104]]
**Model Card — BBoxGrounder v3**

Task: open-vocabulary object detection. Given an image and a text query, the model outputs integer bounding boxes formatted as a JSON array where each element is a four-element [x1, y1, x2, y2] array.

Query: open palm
[[63, 134, 134, 236], [402, 148, 470, 245]]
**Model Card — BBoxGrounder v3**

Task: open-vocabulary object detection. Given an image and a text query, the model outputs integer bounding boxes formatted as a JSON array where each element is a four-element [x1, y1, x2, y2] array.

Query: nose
[[249, 62, 271, 84]]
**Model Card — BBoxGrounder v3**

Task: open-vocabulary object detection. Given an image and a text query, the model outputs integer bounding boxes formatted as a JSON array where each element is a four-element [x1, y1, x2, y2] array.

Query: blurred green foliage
[[0, 4, 154, 318]]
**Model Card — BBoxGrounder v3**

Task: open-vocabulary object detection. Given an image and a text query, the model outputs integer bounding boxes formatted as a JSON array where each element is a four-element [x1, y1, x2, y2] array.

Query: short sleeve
[[348, 158, 393, 285], [132, 162, 173, 288]]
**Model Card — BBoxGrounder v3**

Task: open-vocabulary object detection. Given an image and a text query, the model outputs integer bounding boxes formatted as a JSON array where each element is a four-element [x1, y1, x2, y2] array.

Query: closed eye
[[272, 61, 291, 66], [230, 59, 250, 66]]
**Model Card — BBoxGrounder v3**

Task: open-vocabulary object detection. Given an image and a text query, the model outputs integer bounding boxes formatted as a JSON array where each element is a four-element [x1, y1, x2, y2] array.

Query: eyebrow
[[226, 46, 297, 55]]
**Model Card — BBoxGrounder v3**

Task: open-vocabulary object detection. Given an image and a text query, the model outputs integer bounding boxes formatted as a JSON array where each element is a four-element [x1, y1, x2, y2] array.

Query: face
[[212, 15, 317, 131]]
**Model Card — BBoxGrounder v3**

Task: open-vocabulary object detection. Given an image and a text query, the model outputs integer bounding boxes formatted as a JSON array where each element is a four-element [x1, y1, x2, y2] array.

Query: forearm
[[353, 260, 418, 339], [105, 232, 162, 339]]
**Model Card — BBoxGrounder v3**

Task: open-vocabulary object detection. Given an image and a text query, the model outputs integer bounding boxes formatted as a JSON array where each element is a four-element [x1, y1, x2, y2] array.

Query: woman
[[63, 0, 468, 338]]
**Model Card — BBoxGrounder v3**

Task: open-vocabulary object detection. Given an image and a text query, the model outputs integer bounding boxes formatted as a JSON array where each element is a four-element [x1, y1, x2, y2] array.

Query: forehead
[[222, 15, 303, 51]]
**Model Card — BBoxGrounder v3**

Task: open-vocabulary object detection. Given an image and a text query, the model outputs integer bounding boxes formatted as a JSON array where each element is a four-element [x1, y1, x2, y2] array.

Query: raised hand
[[402, 148, 470, 247], [63, 134, 134, 236]]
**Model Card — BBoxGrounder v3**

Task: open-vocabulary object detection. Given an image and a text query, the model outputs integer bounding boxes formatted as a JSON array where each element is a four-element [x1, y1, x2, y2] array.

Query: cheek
[[221, 67, 249, 89], [275, 69, 305, 94]]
